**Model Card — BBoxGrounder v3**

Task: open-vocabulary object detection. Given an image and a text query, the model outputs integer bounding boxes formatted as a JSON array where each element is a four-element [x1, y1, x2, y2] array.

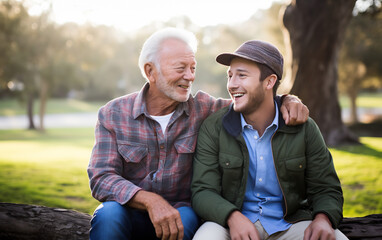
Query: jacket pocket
[[219, 153, 243, 202], [285, 156, 306, 172], [283, 156, 306, 202]]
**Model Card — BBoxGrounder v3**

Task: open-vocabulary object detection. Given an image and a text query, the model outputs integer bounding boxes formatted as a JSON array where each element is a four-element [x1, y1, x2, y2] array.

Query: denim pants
[[90, 201, 200, 240]]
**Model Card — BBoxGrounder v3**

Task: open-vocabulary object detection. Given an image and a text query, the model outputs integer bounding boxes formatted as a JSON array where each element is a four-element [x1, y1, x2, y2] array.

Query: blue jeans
[[90, 201, 200, 240]]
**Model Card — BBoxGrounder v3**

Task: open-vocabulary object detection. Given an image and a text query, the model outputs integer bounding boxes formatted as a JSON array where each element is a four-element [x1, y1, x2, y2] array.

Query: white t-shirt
[[151, 111, 175, 136]]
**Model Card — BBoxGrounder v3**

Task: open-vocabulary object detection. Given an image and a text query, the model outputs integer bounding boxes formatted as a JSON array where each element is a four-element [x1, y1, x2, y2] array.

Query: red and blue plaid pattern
[[88, 83, 230, 207]]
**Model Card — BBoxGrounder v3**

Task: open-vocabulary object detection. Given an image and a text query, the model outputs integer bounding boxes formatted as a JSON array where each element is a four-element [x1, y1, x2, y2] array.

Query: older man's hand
[[128, 190, 184, 240], [280, 95, 309, 125]]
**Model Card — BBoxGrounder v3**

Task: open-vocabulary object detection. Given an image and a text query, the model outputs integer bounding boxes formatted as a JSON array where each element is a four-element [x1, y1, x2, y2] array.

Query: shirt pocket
[[174, 131, 197, 154], [117, 140, 148, 179], [173, 131, 197, 173]]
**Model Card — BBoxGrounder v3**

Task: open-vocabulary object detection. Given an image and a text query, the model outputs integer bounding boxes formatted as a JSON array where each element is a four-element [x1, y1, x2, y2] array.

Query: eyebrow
[[228, 68, 250, 74]]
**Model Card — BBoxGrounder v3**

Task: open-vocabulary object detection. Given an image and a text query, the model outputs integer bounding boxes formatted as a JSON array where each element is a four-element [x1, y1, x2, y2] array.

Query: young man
[[87, 28, 309, 240], [191, 40, 348, 240]]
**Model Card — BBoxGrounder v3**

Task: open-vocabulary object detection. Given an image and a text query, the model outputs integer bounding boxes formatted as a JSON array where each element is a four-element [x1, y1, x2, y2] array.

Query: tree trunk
[[349, 91, 359, 124], [1, 203, 382, 239], [39, 79, 49, 131], [282, 0, 359, 146], [26, 92, 36, 130], [0, 203, 91, 240]]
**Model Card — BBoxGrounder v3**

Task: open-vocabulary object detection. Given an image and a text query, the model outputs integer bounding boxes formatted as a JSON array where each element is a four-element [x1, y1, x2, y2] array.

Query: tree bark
[[1, 203, 382, 239], [0, 203, 382, 240], [339, 214, 382, 239], [0, 203, 91, 240], [282, 0, 359, 146]]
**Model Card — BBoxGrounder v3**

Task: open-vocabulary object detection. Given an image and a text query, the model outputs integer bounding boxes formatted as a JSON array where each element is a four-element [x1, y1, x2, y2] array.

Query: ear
[[265, 74, 277, 90], [144, 63, 157, 83]]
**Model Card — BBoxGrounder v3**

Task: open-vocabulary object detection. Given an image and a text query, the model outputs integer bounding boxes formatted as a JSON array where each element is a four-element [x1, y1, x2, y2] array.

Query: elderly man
[[191, 40, 347, 240], [87, 28, 309, 240]]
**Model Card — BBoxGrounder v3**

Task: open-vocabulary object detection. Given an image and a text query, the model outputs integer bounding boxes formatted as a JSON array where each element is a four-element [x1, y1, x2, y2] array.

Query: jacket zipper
[[271, 131, 289, 221]]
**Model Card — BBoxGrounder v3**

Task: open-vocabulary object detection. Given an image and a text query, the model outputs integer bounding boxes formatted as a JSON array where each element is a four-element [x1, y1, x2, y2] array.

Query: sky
[[25, 0, 282, 33]]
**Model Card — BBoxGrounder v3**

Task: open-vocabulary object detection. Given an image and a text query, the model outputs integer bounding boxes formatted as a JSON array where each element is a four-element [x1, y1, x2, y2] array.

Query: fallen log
[[0, 202, 381, 239], [338, 214, 382, 240], [0, 203, 91, 240]]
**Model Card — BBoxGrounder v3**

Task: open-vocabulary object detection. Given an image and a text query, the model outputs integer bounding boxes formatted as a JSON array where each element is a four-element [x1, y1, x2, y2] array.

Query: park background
[[0, 0, 381, 218]]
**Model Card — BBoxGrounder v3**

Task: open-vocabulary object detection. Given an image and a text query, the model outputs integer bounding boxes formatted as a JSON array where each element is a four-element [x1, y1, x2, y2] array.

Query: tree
[[338, 61, 366, 123], [339, 3, 382, 123], [0, 0, 39, 129], [283, 0, 359, 146]]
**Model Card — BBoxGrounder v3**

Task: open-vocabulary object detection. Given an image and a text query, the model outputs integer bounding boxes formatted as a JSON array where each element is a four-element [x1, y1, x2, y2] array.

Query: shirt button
[[299, 164, 303, 168], [256, 193, 260, 197], [259, 178, 263, 182], [260, 156, 263, 160], [254, 136, 258, 140], [226, 162, 230, 166], [160, 145, 165, 149]]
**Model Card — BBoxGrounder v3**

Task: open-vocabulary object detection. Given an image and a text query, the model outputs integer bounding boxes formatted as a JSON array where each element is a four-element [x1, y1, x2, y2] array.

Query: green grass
[[0, 92, 381, 117], [0, 128, 381, 217], [0, 98, 105, 116], [330, 137, 382, 217], [339, 92, 382, 109], [0, 128, 99, 214]]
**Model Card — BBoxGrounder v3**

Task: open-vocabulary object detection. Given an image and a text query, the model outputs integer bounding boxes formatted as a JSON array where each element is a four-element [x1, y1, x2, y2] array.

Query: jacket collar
[[222, 96, 286, 138]]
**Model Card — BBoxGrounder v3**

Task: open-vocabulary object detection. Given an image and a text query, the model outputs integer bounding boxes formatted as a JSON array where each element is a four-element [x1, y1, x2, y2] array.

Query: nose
[[184, 67, 195, 81], [227, 75, 238, 91]]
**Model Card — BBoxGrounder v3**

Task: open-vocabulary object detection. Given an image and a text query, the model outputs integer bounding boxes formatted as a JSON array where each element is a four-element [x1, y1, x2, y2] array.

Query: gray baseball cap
[[216, 40, 284, 80]]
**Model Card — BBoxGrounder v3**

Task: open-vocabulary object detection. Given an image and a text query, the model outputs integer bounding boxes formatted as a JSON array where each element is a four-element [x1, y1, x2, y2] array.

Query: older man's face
[[155, 38, 196, 103]]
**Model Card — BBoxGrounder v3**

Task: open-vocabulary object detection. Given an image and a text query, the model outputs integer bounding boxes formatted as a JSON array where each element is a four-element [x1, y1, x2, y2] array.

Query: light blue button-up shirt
[[240, 104, 291, 235]]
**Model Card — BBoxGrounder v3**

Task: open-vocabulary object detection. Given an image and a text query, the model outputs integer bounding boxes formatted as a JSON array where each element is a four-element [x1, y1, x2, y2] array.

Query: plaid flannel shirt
[[88, 83, 230, 207]]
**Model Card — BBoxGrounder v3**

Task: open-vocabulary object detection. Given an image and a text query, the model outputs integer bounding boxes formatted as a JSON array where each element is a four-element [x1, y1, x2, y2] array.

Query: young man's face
[[155, 38, 196, 103], [227, 58, 266, 114]]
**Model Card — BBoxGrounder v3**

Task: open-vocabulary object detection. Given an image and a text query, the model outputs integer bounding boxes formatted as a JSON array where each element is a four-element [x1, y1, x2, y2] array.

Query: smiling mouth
[[178, 84, 190, 89], [232, 93, 244, 98]]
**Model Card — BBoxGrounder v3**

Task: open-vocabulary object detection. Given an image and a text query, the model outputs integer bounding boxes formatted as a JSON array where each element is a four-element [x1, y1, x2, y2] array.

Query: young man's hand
[[280, 95, 309, 125], [304, 213, 336, 240], [227, 211, 260, 240]]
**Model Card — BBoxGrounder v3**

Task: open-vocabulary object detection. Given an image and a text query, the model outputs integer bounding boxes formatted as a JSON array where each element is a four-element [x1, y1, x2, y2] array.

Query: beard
[[233, 85, 265, 115], [156, 73, 192, 103]]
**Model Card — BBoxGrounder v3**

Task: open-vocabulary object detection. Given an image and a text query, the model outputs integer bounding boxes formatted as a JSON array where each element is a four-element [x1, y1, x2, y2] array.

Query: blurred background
[[0, 0, 381, 217]]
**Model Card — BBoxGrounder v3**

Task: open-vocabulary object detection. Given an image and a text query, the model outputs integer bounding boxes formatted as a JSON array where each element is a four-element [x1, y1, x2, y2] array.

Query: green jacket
[[191, 103, 344, 229]]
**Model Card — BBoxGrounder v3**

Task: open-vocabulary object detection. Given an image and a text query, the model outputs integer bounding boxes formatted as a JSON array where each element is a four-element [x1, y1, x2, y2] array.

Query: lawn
[[339, 92, 382, 109], [0, 98, 105, 116], [0, 127, 381, 217], [0, 92, 381, 117], [0, 128, 99, 214]]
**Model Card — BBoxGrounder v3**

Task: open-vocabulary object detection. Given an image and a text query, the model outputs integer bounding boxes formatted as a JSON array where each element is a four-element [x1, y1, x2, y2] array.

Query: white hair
[[138, 27, 198, 81]]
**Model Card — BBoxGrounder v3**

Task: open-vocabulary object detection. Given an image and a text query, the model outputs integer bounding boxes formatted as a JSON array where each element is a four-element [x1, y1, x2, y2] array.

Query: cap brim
[[216, 53, 237, 66], [216, 53, 264, 66]]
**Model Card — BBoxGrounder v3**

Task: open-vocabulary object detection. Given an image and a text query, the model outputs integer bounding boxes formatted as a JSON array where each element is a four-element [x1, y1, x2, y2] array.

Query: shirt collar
[[240, 101, 279, 132], [132, 82, 191, 119]]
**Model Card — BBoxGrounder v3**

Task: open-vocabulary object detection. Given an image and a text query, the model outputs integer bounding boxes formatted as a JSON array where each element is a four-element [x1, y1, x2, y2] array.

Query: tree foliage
[[0, 0, 381, 136], [339, 1, 382, 123]]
